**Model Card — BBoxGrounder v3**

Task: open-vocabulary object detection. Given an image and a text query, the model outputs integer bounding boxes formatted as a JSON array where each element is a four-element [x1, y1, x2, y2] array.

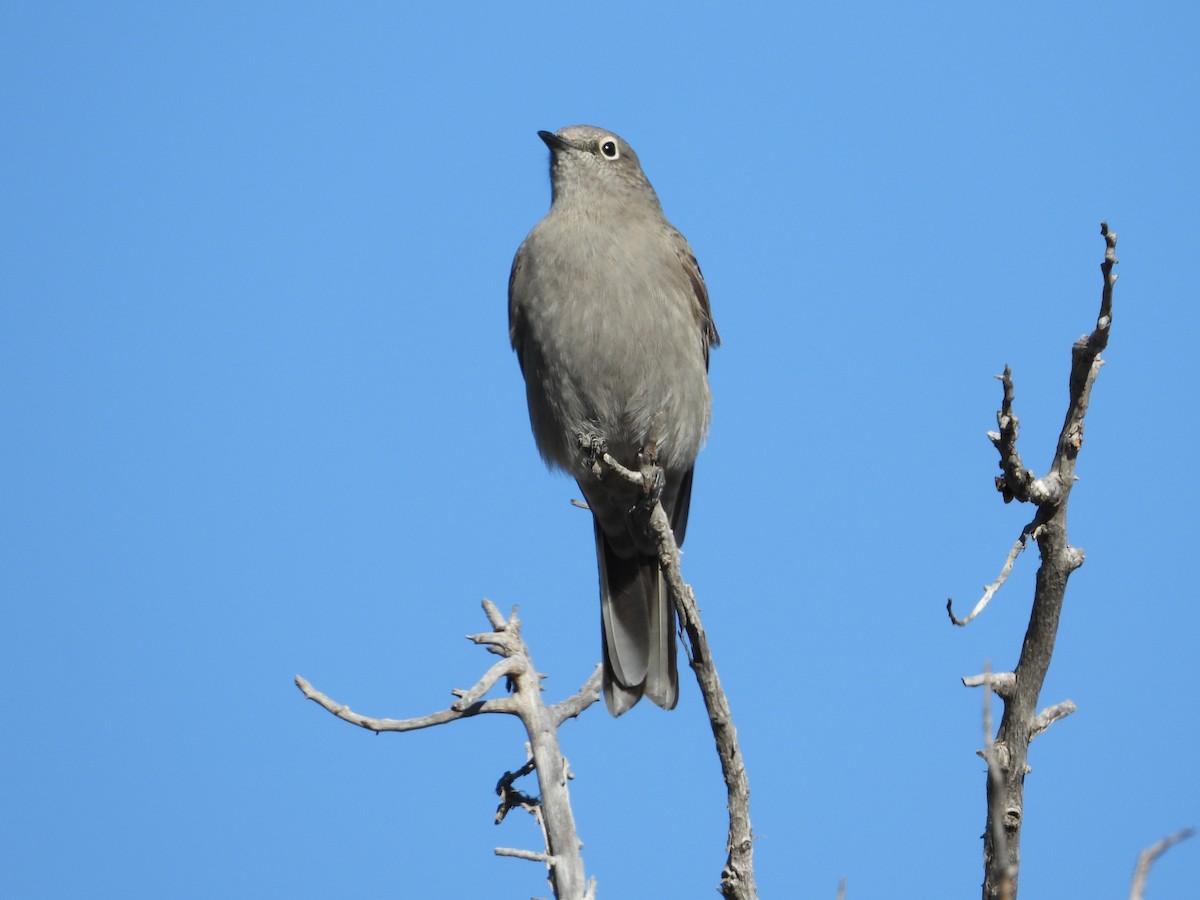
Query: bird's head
[[538, 125, 662, 211]]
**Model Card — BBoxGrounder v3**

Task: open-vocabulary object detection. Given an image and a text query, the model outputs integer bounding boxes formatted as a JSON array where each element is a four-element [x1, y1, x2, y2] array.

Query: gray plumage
[[508, 125, 719, 715]]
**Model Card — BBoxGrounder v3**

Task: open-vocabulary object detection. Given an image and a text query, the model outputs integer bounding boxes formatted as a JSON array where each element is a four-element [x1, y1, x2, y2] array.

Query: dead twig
[[1129, 827, 1194, 900], [948, 526, 1037, 625]]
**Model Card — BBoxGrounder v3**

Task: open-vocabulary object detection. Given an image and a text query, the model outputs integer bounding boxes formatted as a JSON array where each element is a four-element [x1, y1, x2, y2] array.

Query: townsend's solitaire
[[508, 125, 719, 715]]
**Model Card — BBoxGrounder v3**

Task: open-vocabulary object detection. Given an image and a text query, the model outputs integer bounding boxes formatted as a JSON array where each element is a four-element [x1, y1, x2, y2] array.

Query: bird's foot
[[578, 432, 609, 478], [636, 441, 664, 501], [635, 460, 664, 512]]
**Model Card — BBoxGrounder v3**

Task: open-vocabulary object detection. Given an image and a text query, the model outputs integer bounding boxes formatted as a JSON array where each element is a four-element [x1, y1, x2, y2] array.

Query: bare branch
[[1030, 700, 1076, 741], [496, 847, 552, 863], [1129, 828, 1194, 900], [451, 657, 524, 709], [294, 673, 519, 731], [948, 526, 1036, 625], [297, 601, 593, 900], [481, 597, 513, 630], [495, 757, 538, 824], [965, 223, 1118, 900], [560, 440, 758, 896], [980, 664, 1017, 900], [990, 367, 1042, 505], [550, 666, 603, 726], [647, 501, 757, 900], [596, 448, 756, 898], [835, 876, 847, 900], [962, 671, 1016, 700], [600, 451, 644, 485]]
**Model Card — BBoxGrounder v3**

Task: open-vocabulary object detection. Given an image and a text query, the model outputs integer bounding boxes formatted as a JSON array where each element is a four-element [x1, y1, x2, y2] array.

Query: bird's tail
[[595, 521, 678, 716]]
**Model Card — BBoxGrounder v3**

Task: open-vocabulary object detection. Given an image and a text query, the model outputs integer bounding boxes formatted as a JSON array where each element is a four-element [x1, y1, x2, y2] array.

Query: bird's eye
[[600, 138, 620, 160]]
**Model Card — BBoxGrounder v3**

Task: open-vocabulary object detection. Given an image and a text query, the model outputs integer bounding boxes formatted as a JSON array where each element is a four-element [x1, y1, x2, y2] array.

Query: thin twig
[[295, 673, 519, 730], [948, 526, 1036, 625], [1129, 827, 1194, 900]]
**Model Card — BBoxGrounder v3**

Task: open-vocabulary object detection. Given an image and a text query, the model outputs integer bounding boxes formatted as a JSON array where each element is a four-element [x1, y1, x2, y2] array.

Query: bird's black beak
[[538, 130, 569, 151]]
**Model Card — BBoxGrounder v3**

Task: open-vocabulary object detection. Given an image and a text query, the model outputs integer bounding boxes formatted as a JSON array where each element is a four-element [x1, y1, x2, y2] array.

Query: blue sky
[[3, 3, 1197, 898]]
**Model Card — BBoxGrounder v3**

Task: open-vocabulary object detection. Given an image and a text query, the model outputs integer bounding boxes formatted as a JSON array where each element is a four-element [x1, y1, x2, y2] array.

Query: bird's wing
[[666, 226, 720, 369], [507, 243, 528, 373]]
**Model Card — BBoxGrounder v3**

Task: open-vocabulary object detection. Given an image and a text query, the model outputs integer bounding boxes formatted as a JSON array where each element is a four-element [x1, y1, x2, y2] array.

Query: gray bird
[[508, 125, 719, 715]]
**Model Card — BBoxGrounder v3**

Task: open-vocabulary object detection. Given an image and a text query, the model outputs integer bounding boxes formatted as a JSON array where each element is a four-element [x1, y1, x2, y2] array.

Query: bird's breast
[[517, 217, 711, 474]]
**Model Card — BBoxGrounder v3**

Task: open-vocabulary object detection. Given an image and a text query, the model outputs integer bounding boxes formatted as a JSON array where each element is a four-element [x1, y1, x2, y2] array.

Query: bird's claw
[[578, 433, 609, 477]]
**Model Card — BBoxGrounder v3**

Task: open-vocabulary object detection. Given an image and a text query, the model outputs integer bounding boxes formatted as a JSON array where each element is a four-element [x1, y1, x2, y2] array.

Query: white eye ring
[[599, 137, 620, 160]]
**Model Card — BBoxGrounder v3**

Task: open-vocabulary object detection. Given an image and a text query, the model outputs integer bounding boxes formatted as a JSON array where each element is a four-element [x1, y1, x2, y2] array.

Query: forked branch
[[296, 602, 601, 900], [954, 223, 1117, 900]]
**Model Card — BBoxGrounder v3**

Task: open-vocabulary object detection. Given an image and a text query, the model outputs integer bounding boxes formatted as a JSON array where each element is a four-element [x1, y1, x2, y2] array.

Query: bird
[[508, 125, 719, 715]]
